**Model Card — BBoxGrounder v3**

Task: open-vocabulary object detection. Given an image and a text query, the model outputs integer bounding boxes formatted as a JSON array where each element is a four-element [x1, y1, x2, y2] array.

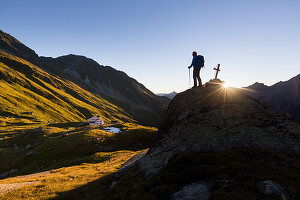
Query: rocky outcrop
[[171, 182, 211, 200], [257, 180, 289, 200], [138, 85, 300, 176]]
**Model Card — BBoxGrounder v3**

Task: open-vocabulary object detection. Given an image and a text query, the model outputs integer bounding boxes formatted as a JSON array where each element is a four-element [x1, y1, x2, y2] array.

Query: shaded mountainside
[[0, 30, 169, 126], [38, 55, 169, 126], [139, 86, 300, 176], [0, 51, 133, 123], [244, 74, 300, 120], [0, 30, 39, 64]]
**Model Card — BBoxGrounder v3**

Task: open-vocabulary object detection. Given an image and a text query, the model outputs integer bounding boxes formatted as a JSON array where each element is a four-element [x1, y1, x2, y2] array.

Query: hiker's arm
[[189, 57, 195, 68]]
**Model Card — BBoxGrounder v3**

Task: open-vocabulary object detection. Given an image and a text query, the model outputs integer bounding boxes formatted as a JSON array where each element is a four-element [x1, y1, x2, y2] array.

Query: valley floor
[[0, 118, 157, 199]]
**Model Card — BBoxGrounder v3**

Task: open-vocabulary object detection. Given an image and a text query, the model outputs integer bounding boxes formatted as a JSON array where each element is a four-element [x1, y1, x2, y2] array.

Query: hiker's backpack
[[197, 55, 205, 68]]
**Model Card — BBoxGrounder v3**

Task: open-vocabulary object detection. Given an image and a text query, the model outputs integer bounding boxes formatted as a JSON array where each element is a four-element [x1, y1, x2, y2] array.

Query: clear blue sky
[[1, 0, 300, 93]]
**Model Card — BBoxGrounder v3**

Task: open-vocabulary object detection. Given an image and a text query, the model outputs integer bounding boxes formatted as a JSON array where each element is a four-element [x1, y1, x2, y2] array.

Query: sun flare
[[222, 82, 230, 88]]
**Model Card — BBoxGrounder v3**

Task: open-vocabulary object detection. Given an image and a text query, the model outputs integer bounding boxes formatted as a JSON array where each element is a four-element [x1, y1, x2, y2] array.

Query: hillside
[[139, 85, 299, 176], [109, 84, 300, 200], [0, 122, 157, 199], [38, 55, 169, 126], [244, 74, 300, 120], [0, 51, 133, 123], [0, 30, 169, 126]]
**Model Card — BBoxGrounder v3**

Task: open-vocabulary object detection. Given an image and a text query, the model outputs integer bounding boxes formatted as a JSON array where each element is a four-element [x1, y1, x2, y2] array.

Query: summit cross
[[213, 64, 221, 80]]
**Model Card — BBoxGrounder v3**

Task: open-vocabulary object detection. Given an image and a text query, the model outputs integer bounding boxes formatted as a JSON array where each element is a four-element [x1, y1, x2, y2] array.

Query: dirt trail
[[16, 170, 50, 179], [0, 181, 40, 195], [0, 170, 50, 196]]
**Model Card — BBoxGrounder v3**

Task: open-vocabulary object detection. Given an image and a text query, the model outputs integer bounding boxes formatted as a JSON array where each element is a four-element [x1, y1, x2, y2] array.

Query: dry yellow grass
[[0, 150, 140, 200]]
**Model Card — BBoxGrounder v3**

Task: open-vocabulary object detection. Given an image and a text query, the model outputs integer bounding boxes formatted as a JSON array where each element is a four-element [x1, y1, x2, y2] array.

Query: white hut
[[87, 115, 104, 126]]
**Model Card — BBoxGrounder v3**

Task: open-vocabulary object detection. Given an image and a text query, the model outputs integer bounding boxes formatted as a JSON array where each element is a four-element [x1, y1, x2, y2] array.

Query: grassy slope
[[2, 146, 298, 200], [0, 123, 157, 175], [0, 122, 157, 199], [0, 150, 137, 200], [0, 50, 160, 199], [0, 51, 133, 123]]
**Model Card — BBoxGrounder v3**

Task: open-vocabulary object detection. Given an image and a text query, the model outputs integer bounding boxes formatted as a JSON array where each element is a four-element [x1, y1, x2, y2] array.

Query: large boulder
[[171, 182, 211, 200], [257, 180, 289, 200], [138, 85, 300, 176]]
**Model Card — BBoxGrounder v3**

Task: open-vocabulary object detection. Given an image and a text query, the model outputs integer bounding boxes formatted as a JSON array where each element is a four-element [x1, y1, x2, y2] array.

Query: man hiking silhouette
[[188, 51, 204, 88]]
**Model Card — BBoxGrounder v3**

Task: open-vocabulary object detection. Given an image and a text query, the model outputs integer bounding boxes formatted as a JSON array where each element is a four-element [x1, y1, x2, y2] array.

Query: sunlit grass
[[0, 150, 140, 200], [0, 122, 157, 176]]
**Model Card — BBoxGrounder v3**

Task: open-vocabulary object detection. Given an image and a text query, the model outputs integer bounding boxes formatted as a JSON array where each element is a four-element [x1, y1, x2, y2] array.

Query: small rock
[[171, 182, 211, 200], [257, 180, 289, 200], [26, 151, 37, 156], [25, 144, 31, 149], [0, 171, 9, 178], [110, 180, 117, 190], [62, 133, 68, 137], [13, 145, 19, 151], [9, 169, 19, 175]]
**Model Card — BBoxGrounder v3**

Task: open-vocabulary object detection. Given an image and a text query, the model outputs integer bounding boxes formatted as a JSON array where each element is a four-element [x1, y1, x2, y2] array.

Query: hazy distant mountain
[[0, 30, 169, 126], [244, 74, 300, 120], [157, 91, 177, 99]]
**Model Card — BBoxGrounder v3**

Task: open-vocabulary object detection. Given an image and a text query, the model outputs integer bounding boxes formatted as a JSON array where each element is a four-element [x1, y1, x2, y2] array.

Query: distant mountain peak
[[0, 29, 38, 63], [157, 91, 178, 99], [247, 82, 268, 89], [244, 74, 300, 120]]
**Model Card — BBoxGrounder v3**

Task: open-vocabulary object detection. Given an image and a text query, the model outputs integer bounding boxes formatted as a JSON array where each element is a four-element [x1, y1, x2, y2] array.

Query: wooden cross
[[213, 64, 221, 80]]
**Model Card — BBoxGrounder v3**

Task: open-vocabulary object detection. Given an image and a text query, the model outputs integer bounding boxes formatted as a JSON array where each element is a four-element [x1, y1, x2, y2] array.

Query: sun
[[222, 82, 230, 88]]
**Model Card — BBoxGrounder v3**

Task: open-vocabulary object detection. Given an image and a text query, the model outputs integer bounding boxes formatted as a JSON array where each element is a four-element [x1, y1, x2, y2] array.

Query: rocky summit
[[138, 85, 300, 176]]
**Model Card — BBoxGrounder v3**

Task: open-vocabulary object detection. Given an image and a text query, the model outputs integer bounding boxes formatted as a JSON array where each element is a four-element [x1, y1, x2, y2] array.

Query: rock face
[[257, 180, 289, 200], [138, 85, 300, 176], [245, 74, 300, 120], [171, 182, 211, 200]]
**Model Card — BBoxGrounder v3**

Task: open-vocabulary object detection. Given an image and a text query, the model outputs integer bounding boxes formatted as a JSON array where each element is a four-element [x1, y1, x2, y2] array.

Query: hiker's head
[[192, 51, 197, 56]]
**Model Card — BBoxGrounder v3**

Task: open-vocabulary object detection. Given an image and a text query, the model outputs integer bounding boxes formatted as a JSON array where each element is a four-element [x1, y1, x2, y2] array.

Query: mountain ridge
[[245, 74, 300, 120], [157, 91, 177, 99], [0, 30, 169, 126], [0, 50, 133, 123]]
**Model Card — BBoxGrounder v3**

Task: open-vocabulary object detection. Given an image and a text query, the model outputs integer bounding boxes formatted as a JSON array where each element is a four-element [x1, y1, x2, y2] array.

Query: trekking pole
[[189, 68, 191, 87]]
